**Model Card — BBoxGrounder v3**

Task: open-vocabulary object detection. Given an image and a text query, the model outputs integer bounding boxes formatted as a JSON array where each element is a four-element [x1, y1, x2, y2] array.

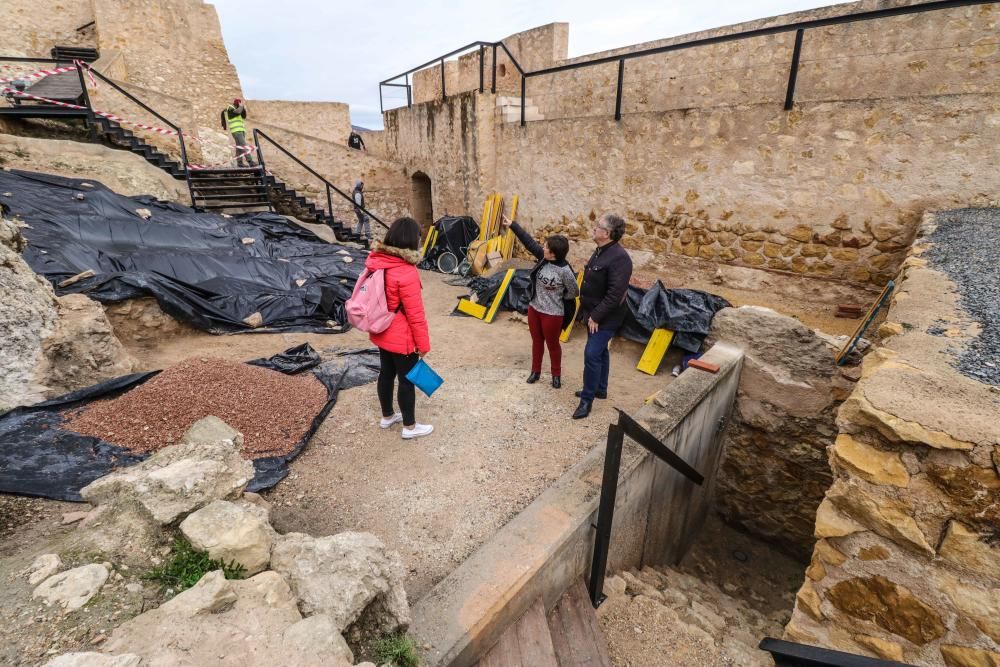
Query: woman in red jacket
[[366, 217, 434, 439]]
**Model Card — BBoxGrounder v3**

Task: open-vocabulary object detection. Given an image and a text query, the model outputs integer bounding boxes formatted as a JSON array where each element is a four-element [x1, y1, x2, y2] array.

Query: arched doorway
[[411, 171, 433, 231]]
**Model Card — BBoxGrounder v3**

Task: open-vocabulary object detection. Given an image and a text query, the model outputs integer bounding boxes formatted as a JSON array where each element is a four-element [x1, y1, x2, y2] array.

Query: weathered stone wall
[[707, 306, 857, 561], [248, 100, 352, 147], [383, 91, 497, 224], [383, 2, 999, 286], [785, 214, 1000, 665], [411, 24, 569, 104], [0, 0, 95, 58], [252, 121, 411, 226]]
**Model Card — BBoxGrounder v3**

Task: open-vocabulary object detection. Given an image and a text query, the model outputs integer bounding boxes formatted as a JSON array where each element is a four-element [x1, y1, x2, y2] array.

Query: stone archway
[[411, 171, 433, 230]]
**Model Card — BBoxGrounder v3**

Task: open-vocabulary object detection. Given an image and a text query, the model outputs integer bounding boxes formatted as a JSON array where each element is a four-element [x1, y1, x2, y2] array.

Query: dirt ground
[[0, 256, 871, 663]]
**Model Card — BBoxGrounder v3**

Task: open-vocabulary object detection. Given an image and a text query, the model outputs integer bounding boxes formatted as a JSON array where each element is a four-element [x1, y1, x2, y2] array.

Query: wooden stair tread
[[547, 579, 612, 667], [478, 598, 558, 667]]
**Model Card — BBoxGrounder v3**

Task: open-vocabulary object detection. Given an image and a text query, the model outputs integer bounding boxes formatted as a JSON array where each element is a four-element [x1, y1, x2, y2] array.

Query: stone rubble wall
[[784, 215, 1000, 666], [0, 0, 95, 59], [247, 100, 353, 148]]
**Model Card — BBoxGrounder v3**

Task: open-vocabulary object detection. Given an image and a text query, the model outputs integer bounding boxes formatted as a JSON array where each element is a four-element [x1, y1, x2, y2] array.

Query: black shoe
[[575, 390, 607, 399], [552, 376, 561, 388], [526, 372, 541, 384], [572, 399, 593, 419]]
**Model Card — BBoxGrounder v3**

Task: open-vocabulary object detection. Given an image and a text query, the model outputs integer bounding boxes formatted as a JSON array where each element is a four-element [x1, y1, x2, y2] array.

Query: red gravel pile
[[62, 357, 329, 459]]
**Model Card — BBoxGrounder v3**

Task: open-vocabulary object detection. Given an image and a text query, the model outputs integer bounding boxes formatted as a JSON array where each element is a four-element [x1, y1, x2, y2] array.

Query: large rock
[[826, 576, 945, 646], [708, 306, 841, 558], [831, 434, 910, 487], [938, 521, 1000, 579], [102, 570, 352, 667], [32, 564, 109, 611], [80, 418, 254, 525], [0, 216, 59, 410], [44, 654, 141, 667], [35, 294, 137, 396], [26, 553, 63, 585], [179, 500, 275, 575], [270, 531, 410, 634], [826, 478, 933, 555]]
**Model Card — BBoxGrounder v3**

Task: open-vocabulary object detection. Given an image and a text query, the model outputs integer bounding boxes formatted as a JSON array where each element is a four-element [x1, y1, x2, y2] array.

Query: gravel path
[[925, 208, 1000, 386]]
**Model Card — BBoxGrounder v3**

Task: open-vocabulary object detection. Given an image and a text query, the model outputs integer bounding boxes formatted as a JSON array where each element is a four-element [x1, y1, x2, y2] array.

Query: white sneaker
[[671, 365, 681, 377], [380, 413, 403, 429], [401, 423, 434, 439]]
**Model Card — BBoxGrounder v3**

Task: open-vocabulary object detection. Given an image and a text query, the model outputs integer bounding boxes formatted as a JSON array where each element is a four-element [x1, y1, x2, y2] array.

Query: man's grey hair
[[600, 213, 626, 242]]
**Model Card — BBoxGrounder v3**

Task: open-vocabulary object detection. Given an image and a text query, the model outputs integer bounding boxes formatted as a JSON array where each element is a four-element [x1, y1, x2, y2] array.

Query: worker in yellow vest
[[220, 98, 256, 168]]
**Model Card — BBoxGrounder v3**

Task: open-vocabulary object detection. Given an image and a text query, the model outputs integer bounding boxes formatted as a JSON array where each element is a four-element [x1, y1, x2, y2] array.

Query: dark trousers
[[527, 306, 564, 376], [377, 348, 419, 426], [580, 327, 616, 400]]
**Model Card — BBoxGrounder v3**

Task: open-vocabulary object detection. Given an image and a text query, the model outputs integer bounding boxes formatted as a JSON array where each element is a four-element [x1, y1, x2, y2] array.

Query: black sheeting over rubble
[[418, 215, 479, 271], [463, 271, 730, 353], [0, 345, 381, 501], [0, 169, 367, 333]]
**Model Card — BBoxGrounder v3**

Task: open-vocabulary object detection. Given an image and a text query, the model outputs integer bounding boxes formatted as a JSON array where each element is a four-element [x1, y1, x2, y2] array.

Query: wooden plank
[[636, 328, 675, 375], [483, 268, 515, 323], [546, 602, 575, 667], [456, 298, 487, 319], [514, 598, 559, 667], [566, 579, 613, 667], [836, 280, 894, 365], [478, 621, 523, 667]]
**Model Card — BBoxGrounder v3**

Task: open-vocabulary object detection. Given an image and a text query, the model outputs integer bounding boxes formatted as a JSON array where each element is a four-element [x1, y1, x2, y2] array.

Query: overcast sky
[[211, 0, 835, 130]]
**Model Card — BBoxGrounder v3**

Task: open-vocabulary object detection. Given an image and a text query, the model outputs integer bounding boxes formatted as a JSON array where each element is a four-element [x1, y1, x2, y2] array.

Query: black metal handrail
[[760, 638, 914, 666], [380, 0, 997, 124], [253, 128, 387, 230], [588, 408, 705, 608]]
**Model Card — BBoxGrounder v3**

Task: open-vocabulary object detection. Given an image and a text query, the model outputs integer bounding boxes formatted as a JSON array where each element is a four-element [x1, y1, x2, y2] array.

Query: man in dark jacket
[[348, 130, 366, 151], [572, 213, 633, 419], [352, 180, 370, 239], [220, 99, 256, 168]]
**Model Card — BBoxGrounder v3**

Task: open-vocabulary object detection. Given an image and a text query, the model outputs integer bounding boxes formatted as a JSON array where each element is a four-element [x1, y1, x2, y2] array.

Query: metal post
[[479, 45, 485, 93], [75, 63, 99, 143], [253, 129, 271, 213], [614, 58, 625, 121], [520, 75, 526, 127], [440, 57, 446, 99], [178, 131, 195, 207], [784, 28, 805, 111], [379, 84, 384, 114], [406, 73, 412, 108], [588, 422, 625, 608], [326, 184, 334, 227], [491, 44, 497, 93]]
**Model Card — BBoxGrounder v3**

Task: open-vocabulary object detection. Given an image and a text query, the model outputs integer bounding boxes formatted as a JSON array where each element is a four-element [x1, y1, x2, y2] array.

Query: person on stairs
[[572, 213, 633, 420], [348, 130, 367, 151], [365, 216, 434, 439], [220, 98, 256, 168], [353, 180, 371, 240], [500, 214, 579, 389]]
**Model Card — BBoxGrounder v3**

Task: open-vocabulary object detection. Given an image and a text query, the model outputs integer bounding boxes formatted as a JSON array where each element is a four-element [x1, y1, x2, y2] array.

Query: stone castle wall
[[384, 2, 999, 285], [247, 100, 352, 147], [0, 0, 95, 58], [784, 213, 1000, 665]]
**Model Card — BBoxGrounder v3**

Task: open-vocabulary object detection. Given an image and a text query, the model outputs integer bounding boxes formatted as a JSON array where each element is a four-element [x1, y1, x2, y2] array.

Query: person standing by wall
[[365, 217, 434, 439], [353, 180, 371, 240], [348, 130, 367, 151], [220, 99, 256, 168], [573, 214, 633, 419], [500, 215, 579, 389]]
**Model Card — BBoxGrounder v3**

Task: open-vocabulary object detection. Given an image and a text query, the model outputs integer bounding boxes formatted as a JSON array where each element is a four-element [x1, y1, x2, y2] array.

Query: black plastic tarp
[[461, 271, 730, 353], [0, 169, 367, 334], [0, 345, 381, 501], [418, 215, 479, 271]]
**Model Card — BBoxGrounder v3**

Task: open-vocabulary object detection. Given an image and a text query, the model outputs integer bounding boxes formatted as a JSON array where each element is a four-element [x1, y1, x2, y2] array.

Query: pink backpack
[[345, 268, 400, 333]]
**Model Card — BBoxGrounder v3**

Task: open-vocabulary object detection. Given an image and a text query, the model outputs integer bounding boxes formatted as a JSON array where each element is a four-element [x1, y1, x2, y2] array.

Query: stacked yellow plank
[[469, 193, 518, 276]]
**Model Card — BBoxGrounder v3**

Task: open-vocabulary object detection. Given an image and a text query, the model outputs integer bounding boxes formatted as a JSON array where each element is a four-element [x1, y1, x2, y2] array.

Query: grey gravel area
[[925, 208, 1000, 386]]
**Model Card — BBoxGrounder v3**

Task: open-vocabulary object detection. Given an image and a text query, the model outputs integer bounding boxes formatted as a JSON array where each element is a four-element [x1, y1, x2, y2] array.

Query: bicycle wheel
[[457, 259, 472, 276], [437, 251, 459, 274]]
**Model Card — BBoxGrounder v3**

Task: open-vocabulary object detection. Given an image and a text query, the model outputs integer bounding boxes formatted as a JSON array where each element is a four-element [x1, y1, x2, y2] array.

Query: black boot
[[572, 399, 593, 419], [575, 390, 607, 399], [526, 372, 541, 384], [551, 376, 561, 388]]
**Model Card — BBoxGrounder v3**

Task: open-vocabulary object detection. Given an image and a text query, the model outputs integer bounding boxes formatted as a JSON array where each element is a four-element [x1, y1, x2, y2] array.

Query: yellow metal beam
[[456, 298, 487, 319], [636, 328, 675, 375], [559, 271, 585, 343], [484, 268, 516, 323]]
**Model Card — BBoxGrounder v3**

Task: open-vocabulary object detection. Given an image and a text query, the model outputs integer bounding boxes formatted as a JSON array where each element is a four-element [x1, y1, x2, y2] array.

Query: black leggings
[[378, 348, 419, 426]]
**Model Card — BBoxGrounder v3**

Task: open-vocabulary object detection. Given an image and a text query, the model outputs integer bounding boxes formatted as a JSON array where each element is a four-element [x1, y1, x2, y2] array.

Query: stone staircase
[[497, 95, 544, 123], [598, 565, 785, 666]]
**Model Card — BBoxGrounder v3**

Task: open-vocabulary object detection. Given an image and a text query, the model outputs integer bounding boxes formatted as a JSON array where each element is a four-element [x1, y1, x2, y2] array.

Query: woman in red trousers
[[365, 217, 434, 439], [501, 215, 579, 388]]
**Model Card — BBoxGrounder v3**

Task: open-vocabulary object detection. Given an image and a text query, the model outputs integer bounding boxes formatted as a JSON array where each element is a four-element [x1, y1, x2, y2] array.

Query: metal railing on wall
[[379, 0, 998, 126]]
